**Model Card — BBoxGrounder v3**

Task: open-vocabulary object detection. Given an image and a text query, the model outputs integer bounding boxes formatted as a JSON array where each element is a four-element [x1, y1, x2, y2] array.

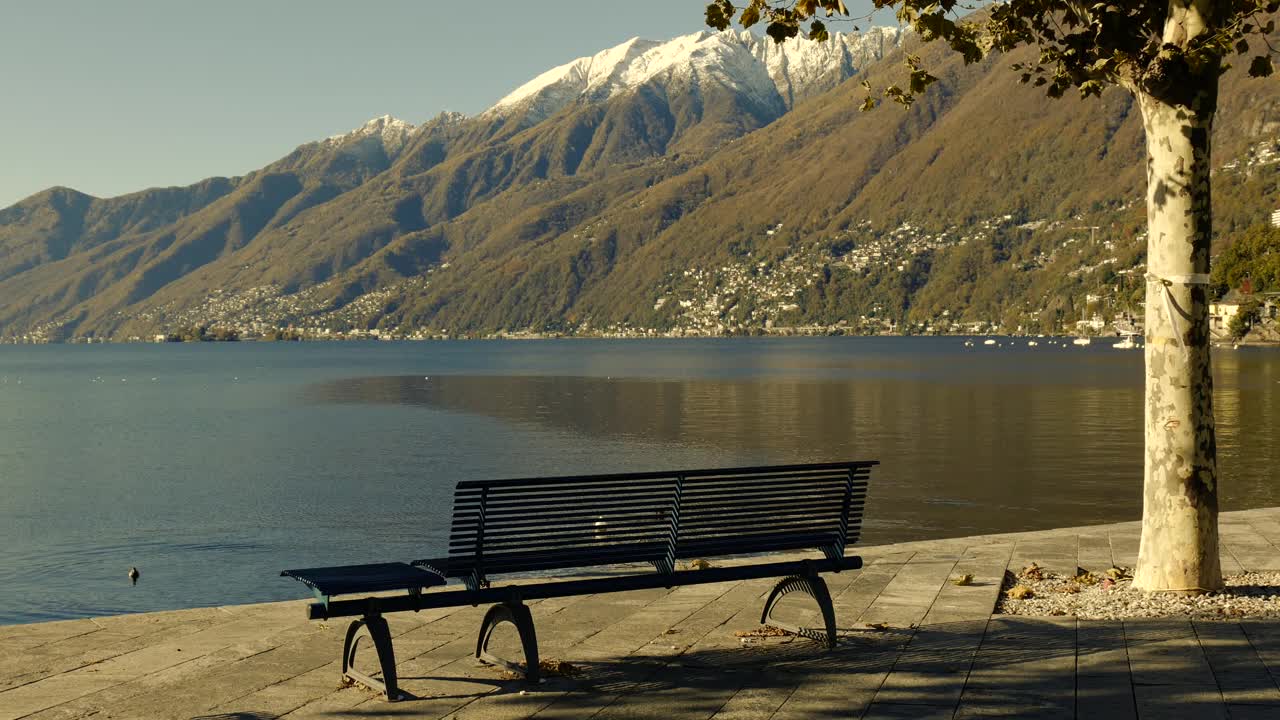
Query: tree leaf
[[1249, 55, 1274, 78], [704, 1, 732, 31], [766, 20, 798, 43], [908, 69, 937, 94]]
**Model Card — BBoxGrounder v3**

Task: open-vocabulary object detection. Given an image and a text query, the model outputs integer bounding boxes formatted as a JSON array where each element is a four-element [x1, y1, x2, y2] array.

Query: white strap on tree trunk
[[1146, 273, 1211, 350]]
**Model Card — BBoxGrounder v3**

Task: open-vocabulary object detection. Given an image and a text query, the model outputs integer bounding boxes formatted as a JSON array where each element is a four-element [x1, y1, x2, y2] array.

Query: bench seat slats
[[315, 555, 865, 621]]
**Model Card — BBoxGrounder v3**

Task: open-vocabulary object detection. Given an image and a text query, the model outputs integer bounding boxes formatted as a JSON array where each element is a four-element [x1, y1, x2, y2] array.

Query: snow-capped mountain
[[749, 27, 902, 106], [487, 28, 902, 123], [5, 17, 1280, 343], [323, 115, 419, 155]]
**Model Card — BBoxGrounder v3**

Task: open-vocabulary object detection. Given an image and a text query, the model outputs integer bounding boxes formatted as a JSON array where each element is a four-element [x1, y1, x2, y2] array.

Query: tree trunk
[[1132, 81, 1222, 593]]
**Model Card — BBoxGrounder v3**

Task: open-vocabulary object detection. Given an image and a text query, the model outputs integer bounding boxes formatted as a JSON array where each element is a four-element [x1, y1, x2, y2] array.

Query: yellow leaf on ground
[[1007, 585, 1035, 600], [1019, 563, 1044, 580]]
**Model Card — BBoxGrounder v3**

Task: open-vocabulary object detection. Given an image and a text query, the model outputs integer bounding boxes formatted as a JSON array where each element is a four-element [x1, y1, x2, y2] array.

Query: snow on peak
[[485, 27, 902, 120], [432, 110, 468, 126], [487, 37, 662, 120], [326, 115, 417, 145], [744, 26, 903, 106]]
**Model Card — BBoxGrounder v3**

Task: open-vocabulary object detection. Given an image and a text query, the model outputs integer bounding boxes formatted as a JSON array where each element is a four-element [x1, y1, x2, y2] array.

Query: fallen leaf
[[1073, 569, 1098, 585], [1105, 566, 1132, 580], [502, 658, 582, 679], [538, 658, 581, 676], [1007, 585, 1035, 600], [951, 573, 975, 586], [734, 625, 791, 638]]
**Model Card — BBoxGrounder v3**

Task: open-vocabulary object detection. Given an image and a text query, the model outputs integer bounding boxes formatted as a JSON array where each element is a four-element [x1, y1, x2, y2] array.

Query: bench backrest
[[446, 473, 678, 589], [674, 464, 870, 561], [444, 461, 874, 590]]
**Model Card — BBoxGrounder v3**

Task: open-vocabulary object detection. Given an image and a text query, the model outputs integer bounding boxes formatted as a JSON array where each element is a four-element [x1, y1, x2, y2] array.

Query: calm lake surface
[[1, 338, 1277, 624]]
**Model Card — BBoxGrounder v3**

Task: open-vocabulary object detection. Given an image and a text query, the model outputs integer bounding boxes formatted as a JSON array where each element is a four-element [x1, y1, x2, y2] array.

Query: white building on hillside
[[1210, 298, 1244, 335]]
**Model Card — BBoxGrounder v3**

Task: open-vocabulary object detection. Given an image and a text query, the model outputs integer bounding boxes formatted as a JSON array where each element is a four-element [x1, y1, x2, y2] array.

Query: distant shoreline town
[[4, 305, 1277, 348]]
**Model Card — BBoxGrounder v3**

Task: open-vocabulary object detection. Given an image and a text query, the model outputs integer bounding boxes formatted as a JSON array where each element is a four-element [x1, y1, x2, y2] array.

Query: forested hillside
[[1, 27, 1276, 342]]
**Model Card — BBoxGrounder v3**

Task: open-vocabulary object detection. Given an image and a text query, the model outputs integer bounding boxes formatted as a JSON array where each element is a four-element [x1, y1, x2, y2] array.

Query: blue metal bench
[[282, 461, 874, 700]]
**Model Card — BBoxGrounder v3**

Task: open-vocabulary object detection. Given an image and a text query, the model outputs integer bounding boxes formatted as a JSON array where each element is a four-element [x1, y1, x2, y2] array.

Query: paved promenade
[[6, 508, 1280, 719]]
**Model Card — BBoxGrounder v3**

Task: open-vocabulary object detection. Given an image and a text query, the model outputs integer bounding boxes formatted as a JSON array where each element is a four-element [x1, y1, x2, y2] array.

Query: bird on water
[[128, 567, 139, 585]]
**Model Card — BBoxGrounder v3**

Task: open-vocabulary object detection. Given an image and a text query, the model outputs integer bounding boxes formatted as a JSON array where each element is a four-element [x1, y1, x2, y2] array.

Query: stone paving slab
[[7, 507, 1280, 718]]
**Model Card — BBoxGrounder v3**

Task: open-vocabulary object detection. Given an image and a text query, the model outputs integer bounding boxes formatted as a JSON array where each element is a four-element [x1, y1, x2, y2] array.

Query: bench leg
[[476, 601, 541, 683], [760, 574, 838, 649], [342, 614, 402, 701]]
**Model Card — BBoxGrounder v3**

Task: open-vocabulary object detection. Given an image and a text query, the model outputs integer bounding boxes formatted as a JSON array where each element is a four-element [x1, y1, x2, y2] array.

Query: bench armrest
[[281, 562, 446, 597], [410, 558, 450, 579]]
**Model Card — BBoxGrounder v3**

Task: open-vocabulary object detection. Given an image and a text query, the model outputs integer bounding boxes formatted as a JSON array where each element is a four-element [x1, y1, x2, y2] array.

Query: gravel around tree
[[995, 563, 1280, 621]]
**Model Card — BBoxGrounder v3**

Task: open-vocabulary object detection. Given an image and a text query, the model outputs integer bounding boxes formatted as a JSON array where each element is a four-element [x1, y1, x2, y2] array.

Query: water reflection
[[306, 373, 1140, 540], [2, 340, 1275, 624], [1214, 350, 1280, 506], [305, 352, 1277, 545]]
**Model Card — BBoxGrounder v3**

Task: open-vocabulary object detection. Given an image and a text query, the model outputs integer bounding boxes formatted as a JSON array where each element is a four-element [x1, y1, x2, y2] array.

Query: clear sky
[[0, 0, 888, 209]]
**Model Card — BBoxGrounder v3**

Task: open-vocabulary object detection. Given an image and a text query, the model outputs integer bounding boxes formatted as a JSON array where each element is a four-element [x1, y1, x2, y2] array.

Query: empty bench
[[282, 461, 874, 700]]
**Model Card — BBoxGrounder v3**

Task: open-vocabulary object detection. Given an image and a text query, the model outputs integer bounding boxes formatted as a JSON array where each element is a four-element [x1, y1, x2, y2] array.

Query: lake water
[[1, 338, 1277, 625]]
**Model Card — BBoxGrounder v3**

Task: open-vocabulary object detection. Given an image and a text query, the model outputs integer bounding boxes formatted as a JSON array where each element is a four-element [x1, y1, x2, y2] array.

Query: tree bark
[[1132, 79, 1223, 593]]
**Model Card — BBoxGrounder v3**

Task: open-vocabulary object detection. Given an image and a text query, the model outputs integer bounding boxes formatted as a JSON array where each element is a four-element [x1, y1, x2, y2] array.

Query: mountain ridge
[[1, 25, 1276, 342]]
